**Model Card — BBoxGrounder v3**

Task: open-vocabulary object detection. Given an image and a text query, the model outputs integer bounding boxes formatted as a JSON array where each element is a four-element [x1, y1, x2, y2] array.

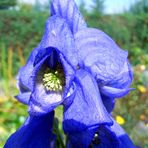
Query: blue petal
[[101, 94, 115, 113], [28, 16, 80, 115], [16, 68, 32, 105], [63, 69, 112, 134], [28, 51, 74, 115], [29, 70, 64, 115], [51, 0, 87, 33], [17, 46, 41, 93], [17, 10, 79, 105], [4, 112, 56, 148], [18, 11, 81, 94], [106, 60, 133, 89], [28, 56, 69, 115], [75, 28, 133, 112], [15, 92, 31, 105], [119, 135, 136, 148], [66, 125, 120, 148], [92, 125, 120, 148], [35, 15, 78, 68], [110, 118, 136, 148], [74, 28, 130, 85], [17, 15, 77, 106], [66, 127, 97, 147], [100, 86, 132, 98], [16, 46, 46, 106]]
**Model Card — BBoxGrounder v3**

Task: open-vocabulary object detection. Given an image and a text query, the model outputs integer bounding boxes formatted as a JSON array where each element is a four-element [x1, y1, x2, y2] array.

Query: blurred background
[[0, 0, 148, 147]]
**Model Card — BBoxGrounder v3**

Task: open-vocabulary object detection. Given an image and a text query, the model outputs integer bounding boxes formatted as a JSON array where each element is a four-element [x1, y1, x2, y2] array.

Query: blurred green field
[[0, 0, 148, 147]]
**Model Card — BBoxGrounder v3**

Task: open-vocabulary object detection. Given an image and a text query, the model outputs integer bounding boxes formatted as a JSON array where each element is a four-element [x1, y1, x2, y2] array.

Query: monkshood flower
[[5, 0, 135, 148]]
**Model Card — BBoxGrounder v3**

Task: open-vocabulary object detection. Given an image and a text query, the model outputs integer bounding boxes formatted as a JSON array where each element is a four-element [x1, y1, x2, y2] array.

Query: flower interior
[[43, 65, 65, 92], [91, 133, 101, 146], [36, 50, 65, 92]]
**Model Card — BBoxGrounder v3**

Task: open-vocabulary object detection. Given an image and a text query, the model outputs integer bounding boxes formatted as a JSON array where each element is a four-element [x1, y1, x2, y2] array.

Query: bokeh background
[[0, 0, 148, 147]]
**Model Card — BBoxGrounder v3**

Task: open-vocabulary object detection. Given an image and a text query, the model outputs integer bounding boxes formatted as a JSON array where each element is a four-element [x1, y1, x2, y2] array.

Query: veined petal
[[35, 15, 78, 68], [50, 0, 87, 33], [4, 112, 56, 148], [29, 89, 63, 115], [106, 61, 133, 89], [17, 46, 41, 93], [63, 69, 112, 134], [74, 28, 129, 84], [16, 47, 40, 105], [110, 118, 136, 148]]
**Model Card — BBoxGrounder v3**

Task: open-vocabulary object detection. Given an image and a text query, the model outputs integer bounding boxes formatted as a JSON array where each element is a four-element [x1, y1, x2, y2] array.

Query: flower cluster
[[5, 0, 135, 147]]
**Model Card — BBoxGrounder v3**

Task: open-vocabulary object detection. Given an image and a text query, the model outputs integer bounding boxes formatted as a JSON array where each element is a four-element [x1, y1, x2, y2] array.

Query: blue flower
[[74, 28, 133, 113], [5, 0, 135, 147], [4, 111, 56, 148]]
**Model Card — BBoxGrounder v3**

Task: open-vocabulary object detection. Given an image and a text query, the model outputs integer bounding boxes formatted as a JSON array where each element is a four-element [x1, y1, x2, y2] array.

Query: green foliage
[[19, 3, 33, 12], [0, 10, 48, 50], [0, 0, 17, 9], [79, 0, 87, 15], [0, 10, 48, 75], [33, 0, 50, 12], [0, 43, 9, 94], [54, 106, 65, 148], [130, 0, 148, 14], [0, 43, 7, 79], [0, 94, 27, 147], [90, 0, 105, 16]]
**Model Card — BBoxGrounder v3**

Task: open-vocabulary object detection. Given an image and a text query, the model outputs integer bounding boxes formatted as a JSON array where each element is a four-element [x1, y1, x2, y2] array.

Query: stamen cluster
[[43, 67, 65, 92]]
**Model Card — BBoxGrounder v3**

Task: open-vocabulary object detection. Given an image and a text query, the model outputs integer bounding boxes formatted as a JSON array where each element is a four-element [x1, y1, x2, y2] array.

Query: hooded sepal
[[51, 0, 87, 33]]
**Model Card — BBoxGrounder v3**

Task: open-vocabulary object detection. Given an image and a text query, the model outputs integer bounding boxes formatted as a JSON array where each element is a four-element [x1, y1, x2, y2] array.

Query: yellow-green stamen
[[42, 66, 65, 92]]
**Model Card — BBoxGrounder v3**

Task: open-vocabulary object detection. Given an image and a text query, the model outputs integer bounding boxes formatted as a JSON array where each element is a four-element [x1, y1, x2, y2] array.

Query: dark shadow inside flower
[[29, 48, 75, 115], [89, 126, 119, 148], [65, 119, 119, 148], [65, 119, 98, 147], [37, 50, 65, 93]]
